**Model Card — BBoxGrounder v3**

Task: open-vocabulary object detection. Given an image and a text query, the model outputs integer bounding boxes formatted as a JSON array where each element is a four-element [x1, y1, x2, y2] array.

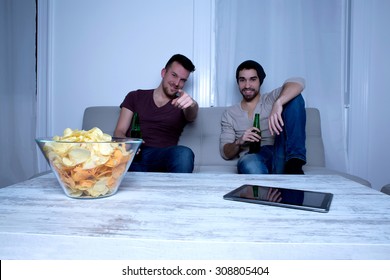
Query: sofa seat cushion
[[194, 165, 238, 174]]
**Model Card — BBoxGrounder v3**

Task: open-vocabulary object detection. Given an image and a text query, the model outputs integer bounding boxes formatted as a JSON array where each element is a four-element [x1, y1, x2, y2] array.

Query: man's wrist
[[190, 99, 198, 108], [184, 100, 198, 111]]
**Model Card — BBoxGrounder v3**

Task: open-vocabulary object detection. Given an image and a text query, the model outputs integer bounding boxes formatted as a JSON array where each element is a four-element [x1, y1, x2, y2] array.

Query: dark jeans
[[237, 94, 306, 174], [129, 145, 194, 173]]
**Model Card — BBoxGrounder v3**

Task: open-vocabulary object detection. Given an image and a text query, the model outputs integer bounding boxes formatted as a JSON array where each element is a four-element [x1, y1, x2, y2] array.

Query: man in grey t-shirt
[[220, 60, 306, 174]]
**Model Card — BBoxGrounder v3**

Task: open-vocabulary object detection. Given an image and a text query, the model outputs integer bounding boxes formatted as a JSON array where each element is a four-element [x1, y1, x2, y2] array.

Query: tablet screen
[[223, 184, 333, 213]]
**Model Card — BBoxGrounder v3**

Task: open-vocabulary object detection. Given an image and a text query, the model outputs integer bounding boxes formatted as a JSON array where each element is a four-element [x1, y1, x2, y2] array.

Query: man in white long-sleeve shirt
[[220, 60, 306, 174]]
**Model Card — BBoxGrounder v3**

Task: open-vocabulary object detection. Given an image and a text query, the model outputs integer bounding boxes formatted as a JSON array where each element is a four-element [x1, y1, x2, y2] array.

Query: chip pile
[[43, 127, 134, 198]]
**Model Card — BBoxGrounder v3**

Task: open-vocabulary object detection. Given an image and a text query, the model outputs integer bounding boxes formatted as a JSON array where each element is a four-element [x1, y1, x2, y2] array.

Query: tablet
[[223, 184, 333, 213]]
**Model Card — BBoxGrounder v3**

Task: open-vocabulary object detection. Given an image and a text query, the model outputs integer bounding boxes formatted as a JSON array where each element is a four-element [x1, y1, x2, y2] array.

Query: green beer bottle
[[249, 113, 261, 154], [130, 112, 142, 138]]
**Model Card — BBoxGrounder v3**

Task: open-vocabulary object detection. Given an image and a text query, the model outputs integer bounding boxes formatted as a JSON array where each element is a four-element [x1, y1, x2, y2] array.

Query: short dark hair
[[165, 54, 196, 73], [236, 60, 266, 85]]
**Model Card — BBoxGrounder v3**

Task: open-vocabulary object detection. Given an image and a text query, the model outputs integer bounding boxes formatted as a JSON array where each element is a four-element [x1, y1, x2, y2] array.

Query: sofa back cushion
[[82, 106, 325, 170], [82, 106, 120, 136], [179, 107, 237, 169], [178, 107, 325, 168]]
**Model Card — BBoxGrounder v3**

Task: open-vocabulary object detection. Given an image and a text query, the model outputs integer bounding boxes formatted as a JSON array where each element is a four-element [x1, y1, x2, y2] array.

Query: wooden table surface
[[0, 172, 389, 260]]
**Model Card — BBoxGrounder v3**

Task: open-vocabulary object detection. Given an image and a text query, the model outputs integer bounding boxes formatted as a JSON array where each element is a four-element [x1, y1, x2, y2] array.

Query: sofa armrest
[[82, 106, 121, 136]]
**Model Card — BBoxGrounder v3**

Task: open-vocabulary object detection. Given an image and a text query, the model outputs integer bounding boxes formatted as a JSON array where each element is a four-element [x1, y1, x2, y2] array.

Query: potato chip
[[68, 148, 91, 165], [88, 178, 109, 197], [42, 127, 136, 198]]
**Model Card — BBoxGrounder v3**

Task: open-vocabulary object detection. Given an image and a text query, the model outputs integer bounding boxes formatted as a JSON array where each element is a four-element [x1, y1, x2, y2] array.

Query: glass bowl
[[35, 137, 141, 199]]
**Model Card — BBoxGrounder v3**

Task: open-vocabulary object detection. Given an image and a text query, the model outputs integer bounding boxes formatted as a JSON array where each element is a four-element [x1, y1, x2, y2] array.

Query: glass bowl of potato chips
[[36, 127, 141, 199]]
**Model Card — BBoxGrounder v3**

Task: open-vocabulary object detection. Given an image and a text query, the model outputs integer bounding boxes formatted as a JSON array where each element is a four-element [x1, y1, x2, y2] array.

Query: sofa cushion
[[81, 105, 370, 186], [179, 107, 237, 169], [82, 106, 120, 136], [178, 107, 326, 170], [82, 106, 325, 169]]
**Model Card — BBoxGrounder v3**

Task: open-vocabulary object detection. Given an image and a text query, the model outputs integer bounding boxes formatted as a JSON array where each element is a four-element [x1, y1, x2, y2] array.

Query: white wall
[[48, 0, 195, 136], [2, 0, 388, 189], [36, 0, 390, 190]]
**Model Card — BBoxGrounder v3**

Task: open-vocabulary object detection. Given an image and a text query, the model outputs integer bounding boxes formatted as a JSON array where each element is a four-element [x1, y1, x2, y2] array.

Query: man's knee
[[237, 155, 268, 174], [283, 94, 305, 116], [169, 145, 194, 173], [175, 145, 194, 160]]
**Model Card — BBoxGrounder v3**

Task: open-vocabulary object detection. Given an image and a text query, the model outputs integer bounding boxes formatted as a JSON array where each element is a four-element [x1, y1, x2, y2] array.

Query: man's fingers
[[269, 114, 284, 135], [172, 92, 194, 109]]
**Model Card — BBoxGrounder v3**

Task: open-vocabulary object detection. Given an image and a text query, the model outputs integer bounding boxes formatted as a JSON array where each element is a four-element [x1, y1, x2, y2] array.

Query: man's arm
[[183, 100, 198, 122], [223, 140, 241, 160], [220, 111, 239, 160], [114, 107, 133, 138], [268, 79, 305, 135], [222, 127, 261, 159]]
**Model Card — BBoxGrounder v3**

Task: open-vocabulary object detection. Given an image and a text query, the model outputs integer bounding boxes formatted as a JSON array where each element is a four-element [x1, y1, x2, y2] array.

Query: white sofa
[[82, 106, 371, 187]]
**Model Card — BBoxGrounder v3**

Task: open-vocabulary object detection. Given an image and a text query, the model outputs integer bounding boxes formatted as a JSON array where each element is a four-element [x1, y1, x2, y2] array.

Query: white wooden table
[[0, 172, 389, 260]]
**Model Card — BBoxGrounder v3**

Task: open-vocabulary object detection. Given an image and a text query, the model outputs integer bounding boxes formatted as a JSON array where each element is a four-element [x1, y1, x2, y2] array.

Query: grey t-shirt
[[220, 78, 305, 159]]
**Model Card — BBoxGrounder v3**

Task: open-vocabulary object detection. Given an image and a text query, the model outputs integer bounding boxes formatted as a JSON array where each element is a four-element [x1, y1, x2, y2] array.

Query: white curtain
[[214, 0, 348, 172], [0, 0, 37, 188], [0, 0, 350, 188]]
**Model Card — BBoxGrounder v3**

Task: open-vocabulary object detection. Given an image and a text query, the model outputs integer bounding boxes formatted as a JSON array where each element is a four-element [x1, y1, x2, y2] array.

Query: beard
[[241, 88, 259, 102], [163, 83, 179, 99]]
